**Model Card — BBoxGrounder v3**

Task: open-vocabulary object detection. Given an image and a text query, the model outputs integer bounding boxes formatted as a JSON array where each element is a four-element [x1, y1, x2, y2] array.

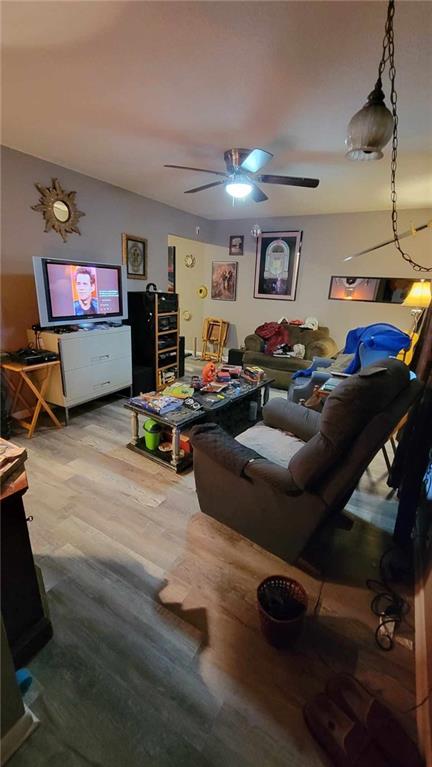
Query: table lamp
[[403, 279, 431, 334]]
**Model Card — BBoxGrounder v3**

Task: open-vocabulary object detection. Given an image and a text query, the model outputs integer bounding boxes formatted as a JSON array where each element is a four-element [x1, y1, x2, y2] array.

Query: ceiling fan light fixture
[[345, 81, 394, 161], [226, 176, 253, 199]]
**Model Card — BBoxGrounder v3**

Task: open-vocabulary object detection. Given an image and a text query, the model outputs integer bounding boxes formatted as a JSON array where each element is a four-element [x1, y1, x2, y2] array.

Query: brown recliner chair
[[191, 359, 421, 564]]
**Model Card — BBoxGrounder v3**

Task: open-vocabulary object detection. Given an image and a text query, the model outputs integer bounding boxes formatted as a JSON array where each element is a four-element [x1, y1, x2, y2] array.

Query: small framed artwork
[[229, 235, 244, 256], [122, 233, 147, 279], [254, 230, 302, 300], [211, 261, 238, 301]]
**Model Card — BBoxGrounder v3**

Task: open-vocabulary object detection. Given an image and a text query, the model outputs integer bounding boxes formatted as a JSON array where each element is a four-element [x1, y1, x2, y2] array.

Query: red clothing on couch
[[255, 322, 291, 354]]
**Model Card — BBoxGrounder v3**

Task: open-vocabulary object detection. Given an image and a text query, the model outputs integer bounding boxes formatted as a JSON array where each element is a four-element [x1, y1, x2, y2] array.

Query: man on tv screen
[[73, 266, 99, 316]]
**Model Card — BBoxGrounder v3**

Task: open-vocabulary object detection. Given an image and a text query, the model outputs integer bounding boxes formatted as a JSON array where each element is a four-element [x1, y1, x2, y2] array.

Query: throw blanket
[[292, 323, 411, 379], [256, 322, 290, 354]]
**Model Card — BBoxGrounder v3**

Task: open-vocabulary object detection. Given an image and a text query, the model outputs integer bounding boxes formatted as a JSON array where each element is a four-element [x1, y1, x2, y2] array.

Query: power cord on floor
[[313, 575, 326, 617], [366, 546, 411, 651]]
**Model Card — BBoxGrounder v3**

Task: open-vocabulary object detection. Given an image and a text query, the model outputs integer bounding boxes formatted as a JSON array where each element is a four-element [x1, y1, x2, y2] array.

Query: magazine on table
[[129, 396, 183, 416]]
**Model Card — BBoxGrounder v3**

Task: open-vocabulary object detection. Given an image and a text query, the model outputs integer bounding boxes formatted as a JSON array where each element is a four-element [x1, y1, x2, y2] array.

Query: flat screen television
[[33, 257, 128, 327]]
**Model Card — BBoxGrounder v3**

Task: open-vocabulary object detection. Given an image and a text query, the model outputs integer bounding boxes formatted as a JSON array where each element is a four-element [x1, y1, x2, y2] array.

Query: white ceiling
[[2, 1, 432, 220]]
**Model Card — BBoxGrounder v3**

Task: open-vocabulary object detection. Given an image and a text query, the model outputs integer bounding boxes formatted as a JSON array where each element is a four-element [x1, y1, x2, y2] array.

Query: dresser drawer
[[64, 357, 131, 400], [60, 329, 130, 372]]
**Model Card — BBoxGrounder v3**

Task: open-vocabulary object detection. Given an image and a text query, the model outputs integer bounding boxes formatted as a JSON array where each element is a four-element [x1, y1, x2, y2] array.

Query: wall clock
[[184, 254, 196, 268]]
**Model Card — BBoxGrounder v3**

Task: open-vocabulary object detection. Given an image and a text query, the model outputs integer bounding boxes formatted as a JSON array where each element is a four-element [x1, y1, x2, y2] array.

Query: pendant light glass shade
[[345, 81, 394, 160]]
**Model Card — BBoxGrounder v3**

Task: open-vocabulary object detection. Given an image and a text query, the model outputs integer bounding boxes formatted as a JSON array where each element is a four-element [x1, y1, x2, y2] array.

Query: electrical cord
[[313, 577, 326, 617], [366, 546, 411, 651]]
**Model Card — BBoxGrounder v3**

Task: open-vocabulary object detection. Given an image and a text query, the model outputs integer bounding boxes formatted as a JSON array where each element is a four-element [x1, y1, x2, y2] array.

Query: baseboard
[[1, 705, 39, 765]]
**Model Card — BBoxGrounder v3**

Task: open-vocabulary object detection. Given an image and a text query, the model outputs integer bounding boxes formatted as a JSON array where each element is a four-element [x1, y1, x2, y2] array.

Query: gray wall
[[209, 210, 432, 348], [1, 146, 212, 348], [2, 145, 430, 351]]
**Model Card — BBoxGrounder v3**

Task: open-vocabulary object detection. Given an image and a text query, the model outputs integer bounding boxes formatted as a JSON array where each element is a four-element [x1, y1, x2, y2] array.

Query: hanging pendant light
[[344, 0, 431, 273], [345, 78, 394, 160]]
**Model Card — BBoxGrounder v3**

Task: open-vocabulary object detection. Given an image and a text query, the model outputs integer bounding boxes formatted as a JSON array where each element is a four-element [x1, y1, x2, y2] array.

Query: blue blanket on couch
[[292, 323, 411, 379]]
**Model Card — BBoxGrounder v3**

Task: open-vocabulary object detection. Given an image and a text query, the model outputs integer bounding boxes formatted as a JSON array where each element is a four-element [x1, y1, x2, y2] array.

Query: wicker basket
[[257, 575, 308, 647]]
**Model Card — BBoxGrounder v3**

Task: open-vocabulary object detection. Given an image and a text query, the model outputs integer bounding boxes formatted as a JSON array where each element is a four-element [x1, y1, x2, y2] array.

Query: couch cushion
[[288, 326, 330, 345], [236, 422, 305, 468], [243, 350, 310, 372], [289, 358, 411, 490]]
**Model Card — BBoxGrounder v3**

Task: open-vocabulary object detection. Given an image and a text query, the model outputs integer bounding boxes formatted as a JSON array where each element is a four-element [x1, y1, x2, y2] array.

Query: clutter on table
[[242, 366, 265, 383], [202, 361, 216, 383], [129, 394, 183, 416], [161, 383, 194, 399]]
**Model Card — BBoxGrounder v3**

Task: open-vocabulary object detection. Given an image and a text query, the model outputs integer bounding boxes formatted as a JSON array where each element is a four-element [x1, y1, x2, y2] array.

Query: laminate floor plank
[[8, 395, 416, 767]]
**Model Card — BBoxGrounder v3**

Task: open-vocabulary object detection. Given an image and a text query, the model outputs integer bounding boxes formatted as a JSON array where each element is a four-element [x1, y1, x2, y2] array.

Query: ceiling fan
[[164, 148, 320, 203]]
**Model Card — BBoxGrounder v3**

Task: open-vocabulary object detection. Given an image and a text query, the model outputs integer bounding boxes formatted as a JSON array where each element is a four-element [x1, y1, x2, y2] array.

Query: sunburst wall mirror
[[31, 178, 85, 242]]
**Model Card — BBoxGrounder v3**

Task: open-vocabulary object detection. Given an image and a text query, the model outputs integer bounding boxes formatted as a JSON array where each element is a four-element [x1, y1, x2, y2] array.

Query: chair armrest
[[310, 356, 334, 370], [263, 398, 321, 441], [190, 423, 301, 495], [190, 423, 261, 475], [244, 333, 264, 352], [244, 458, 301, 495], [311, 370, 332, 385], [306, 338, 338, 359]]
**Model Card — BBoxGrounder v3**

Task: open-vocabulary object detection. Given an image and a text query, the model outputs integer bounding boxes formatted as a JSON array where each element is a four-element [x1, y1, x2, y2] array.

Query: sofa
[[243, 326, 338, 389], [190, 359, 421, 564]]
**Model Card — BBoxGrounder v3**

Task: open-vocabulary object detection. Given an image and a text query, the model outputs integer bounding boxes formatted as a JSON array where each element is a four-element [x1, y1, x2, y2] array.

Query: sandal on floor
[[326, 673, 424, 767], [303, 693, 390, 767]]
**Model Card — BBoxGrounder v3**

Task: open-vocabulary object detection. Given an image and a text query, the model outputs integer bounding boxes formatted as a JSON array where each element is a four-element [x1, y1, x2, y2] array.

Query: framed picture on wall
[[122, 233, 147, 279], [328, 275, 428, 303], [211, 261, 238, 301], [254, 230, 302, 300], [229, 235, 244, 256]]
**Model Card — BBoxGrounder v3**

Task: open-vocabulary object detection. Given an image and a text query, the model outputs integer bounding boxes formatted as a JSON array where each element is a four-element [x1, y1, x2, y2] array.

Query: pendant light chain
[[379, 0, 430, 272]]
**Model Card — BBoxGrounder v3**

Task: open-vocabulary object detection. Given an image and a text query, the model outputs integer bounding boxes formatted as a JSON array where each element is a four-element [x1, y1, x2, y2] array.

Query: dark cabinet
[[1, 471, 53, 668]]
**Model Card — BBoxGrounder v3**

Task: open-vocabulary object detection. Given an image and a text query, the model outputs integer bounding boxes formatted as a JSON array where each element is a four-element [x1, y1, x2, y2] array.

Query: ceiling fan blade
[[250, 184, 268, 203], [240, 149, 273, 174], [184, 180, 226, 194], [164, 164, 227, 177], [258, 174, 320, 188], [344, 221, 432, 261]]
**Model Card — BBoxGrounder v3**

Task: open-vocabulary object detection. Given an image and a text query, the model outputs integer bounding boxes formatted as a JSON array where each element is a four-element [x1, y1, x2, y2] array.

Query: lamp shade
[[345, 82, 394, 161], [403, 280, 431, 308]]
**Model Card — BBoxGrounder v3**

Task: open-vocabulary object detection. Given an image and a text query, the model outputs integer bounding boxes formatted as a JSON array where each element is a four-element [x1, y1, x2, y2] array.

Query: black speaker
[[178, 336, 185, 377], [132, 365, 154, 396], [228, 348, 245, 366]]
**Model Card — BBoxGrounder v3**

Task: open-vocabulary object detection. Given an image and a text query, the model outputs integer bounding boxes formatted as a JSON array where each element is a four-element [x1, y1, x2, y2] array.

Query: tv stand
[[27, 325, 132, 423]]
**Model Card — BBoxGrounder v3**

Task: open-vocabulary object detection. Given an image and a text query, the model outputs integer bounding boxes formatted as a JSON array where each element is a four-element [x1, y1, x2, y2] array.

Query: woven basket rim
[[257, 574, 307, 592], [257, 574, 308, 623]]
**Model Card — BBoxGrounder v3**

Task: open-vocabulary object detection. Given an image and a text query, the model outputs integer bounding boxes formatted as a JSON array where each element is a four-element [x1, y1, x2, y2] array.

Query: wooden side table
[[1, 360, 63, 438]]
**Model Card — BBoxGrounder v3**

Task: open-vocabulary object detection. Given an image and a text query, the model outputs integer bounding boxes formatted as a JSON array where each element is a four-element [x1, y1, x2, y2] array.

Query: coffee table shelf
[[127, 436, 193, 473], [124, 376, 273, 474]]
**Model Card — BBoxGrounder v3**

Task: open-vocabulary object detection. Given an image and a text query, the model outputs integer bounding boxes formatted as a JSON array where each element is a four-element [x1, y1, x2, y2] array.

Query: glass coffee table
[[124, 376, 273, 473]]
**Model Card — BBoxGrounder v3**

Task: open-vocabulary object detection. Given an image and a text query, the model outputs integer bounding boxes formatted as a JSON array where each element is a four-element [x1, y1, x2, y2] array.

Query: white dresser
[[27, 325, 132, 422]]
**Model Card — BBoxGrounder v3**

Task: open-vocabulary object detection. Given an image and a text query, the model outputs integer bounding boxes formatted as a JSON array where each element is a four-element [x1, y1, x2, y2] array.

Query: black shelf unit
[[127, 291, 179, 393]]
